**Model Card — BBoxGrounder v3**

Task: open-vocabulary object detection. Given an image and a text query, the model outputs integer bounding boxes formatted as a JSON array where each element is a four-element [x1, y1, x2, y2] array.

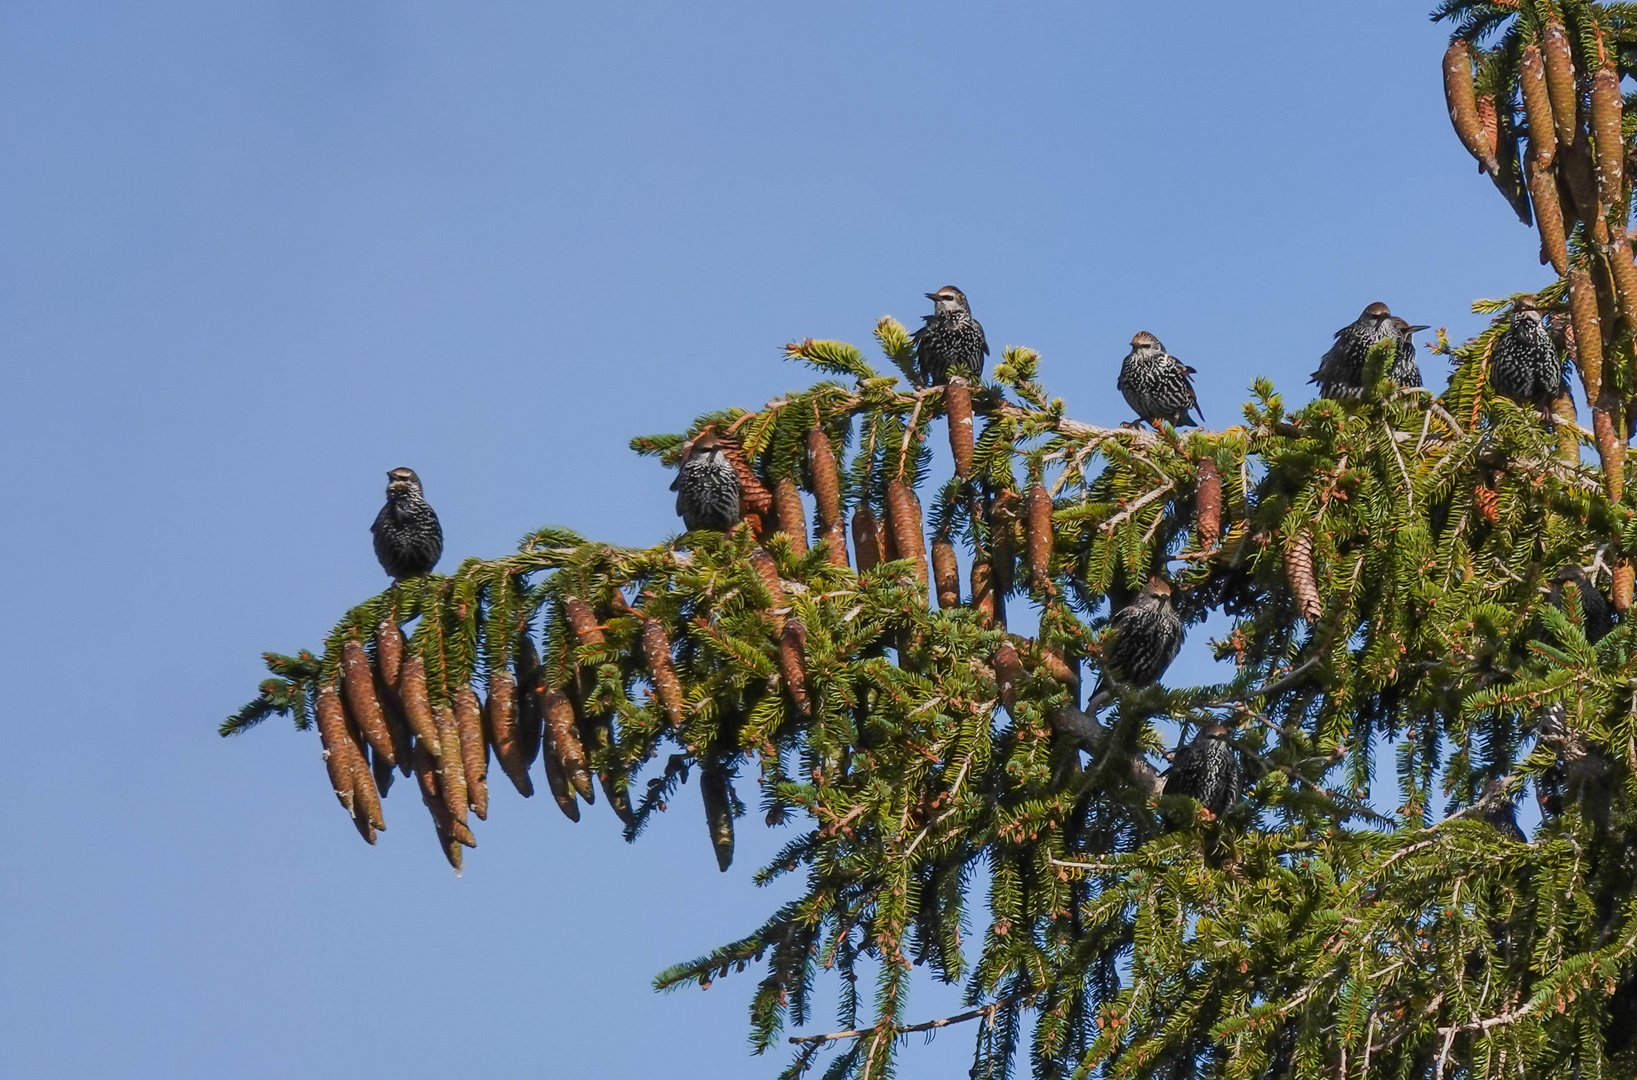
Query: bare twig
[[789, 988, 1036, 1045]]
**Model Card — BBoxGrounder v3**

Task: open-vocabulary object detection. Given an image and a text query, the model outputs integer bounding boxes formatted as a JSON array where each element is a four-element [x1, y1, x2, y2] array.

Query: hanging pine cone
[[970, 557, 998, 626], [1526, 156, 1569, 274], [717, 433, 773, 517], [340, 640, 395, 768], [433, 705, 472, 844], [485, 666, 533, 797], [1038, 646, 1076, 687], [1519, 43, 1556, 167], [453, 684, 488, 821], [886, 479, 929, 589], [515, 632, 543, 769], [413, 740, 463, 872], [541, 688, 595, 801], [945, 378, 975, 479], [1195, 457, 1222, 552], [806, 427, 843, 534], [932, 536, 961, 609], [1568, 266, 1605, 400], [376, 619, 405, 687], [1615, 563, 1634, 614], [640, 616, 685, 728], [1474, 482, 1500, 525], [748, 547, 788, 636], [1591, 68, 1624, 210], [777, 617, 811, 717], [852, 504, 883, 573], [314, 684, 358, 818], [396, 654, 442, 755], [539, 737, 581, 822], [700, 762, 736, 872], [1444, 40, 1498, 174], [993, 642, 1024, 720], [1284, 530, 1323, 624], [773, 477, 809, 556], [370, 743, 395, 800], [1542, 19, 1578, 149], [562, 596, 604, 650], [1025, 483, 1054, 590]]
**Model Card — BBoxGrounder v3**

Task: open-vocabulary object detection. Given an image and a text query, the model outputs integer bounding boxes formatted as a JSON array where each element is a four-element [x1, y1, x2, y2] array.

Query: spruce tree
[[223, 3, 1637, 1075]]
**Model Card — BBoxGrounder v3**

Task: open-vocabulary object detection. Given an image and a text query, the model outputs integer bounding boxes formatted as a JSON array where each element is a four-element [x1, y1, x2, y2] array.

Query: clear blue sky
[[1, 3, 1548, 1077]]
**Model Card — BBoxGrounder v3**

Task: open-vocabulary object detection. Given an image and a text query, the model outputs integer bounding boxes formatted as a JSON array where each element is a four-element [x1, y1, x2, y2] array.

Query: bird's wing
[[669, 471, 682, 493], [975, 318, 990, 357], [370, 504, 388, 535], [1178, 358, 1204, 422]]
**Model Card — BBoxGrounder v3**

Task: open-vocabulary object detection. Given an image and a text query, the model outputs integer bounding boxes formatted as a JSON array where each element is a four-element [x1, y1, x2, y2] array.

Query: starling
[[1089, 577, 1184, 709], [1161, 721, 1242, 820], [1489, 307, 1564, 413], [912, 286, 989, 387], [371, 467, 443, 579], [1547, 564, 1614, 644], [1117, 331, 1203, 428], [1310, 303, 1429, 401], [672, 431, 742, 532]]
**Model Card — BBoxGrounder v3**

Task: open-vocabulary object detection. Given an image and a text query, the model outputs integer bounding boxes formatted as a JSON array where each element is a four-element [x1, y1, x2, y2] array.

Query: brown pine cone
[[700, 762, 736, 872], [1025, 484, 1054, 590], [1591, 68, 1624, 210], [541, 689, 595, 801], [562, 596, 604, 649], [1568, 266, 1604, 400], [413, 741, 464, 871], [1542, 20, 1578, 149], [773, 477, 809, 556], [641, 617, 685, 728], [748, 547, 788, 636], [1195, 457, 1222, 552], [1525, 156, 1569, 274], [375, 619, 405, 688], [818, 519, 849, 568], [886, 479, 929, 589], [540, 736, 581, 822], [453, 684, 488, 820], [806, 427, 843, 535], [340, 640, 395, 768], [396, 655, 442, 755], [945, 378, 975, 479], [991, 490, 1019, 602], [852, 505, 883, 573], [1444, 40, 1498, 173], [993, 642, 1024, 720], [717, 433, 773, 516], [1519, 43, 1556, 167], [1474, 483, 1500, 525], [932, 536, 961, 609], [777, 618, 811, 717], [970, 557, 998, 626], [314, 684, 358, 817], [433, 705, 472, 844], [485, 667, 533, 797], [1284, 530, 1323, 624]]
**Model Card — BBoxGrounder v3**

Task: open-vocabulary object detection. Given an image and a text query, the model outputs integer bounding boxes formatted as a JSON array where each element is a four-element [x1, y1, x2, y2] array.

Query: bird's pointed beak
[[925, 292, 940, 300], [1408, 324, 1431, 333]]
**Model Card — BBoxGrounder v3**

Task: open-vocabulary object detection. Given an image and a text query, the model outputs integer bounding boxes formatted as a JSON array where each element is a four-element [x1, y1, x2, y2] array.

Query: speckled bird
[[1162, 721, 1242, 820], [371, 467, 443, 579], [1534, 564, 1615, 819], [672, 432, 742, 532], [1118, 331, 1203, 428], [1310, 303, 1428, 400], [912, 286, 988, 387], [1089, 578, 1184, 711], [1489, 306, 1564, 414]]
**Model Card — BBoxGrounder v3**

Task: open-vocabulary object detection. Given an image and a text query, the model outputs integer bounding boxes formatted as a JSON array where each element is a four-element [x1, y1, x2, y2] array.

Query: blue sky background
[[1, 3, 1554, 1077]]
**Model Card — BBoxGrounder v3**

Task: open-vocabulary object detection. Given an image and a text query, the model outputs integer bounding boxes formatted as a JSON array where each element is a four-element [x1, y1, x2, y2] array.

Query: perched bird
[[672, 431, 742, 532], [1118, 331, 1203, 428], [1489, 306, 1564, 414], [371, 467, 443, 579], [1310, 303, 1429, 400], [1161, 721, 1242, 821], [912, 286, 989, 387], [1547, 563, 1614, 644], [1088, 578, 1184, 711]]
